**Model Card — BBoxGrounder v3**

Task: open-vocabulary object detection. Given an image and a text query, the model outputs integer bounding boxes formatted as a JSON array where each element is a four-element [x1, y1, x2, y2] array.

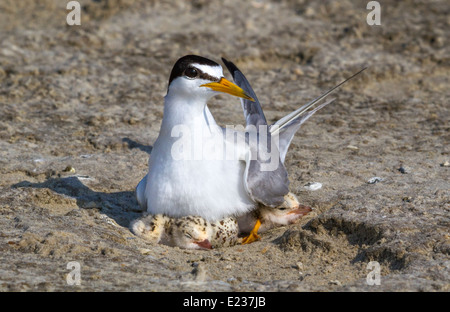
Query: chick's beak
[[195, 239, 213, 250], [201, 77, 254, 102], [287, 205, 312, 216]]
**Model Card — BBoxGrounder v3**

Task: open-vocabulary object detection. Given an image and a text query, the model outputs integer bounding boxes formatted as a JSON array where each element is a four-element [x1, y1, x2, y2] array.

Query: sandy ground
[[0, 0, 449, 291]]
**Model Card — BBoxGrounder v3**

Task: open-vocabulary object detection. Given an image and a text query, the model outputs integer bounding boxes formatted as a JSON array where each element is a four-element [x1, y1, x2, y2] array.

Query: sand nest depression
[[0, 0, 448, 291]]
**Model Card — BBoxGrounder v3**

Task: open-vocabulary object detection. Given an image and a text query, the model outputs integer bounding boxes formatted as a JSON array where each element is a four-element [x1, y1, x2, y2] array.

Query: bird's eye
[[184, 67, 198, 78]]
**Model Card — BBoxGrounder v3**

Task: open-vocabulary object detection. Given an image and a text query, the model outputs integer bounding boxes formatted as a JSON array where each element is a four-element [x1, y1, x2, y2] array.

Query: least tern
[[136, 55, 257, 223], [136, 55, 366, 244]]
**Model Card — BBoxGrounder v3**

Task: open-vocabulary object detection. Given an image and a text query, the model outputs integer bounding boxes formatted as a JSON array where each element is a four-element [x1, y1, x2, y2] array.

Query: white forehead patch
[[193, 64, 224, 80]]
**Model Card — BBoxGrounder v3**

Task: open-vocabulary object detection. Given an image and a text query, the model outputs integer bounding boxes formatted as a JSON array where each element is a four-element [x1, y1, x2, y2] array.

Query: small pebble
[[346, 145, 359, 150], [63, 165, 76, 173], [402, 196, 413, 202], [367, 177, 383, 184], [304, 182, 322, 191], [329, 280, 342, 286], [293, 68, 304, 76], [398, 166, 410, 174], [99, 214, 119, 226], [191, 263, 207, 282], [139, 248, 152, 255], [441, 161, 449, 167]]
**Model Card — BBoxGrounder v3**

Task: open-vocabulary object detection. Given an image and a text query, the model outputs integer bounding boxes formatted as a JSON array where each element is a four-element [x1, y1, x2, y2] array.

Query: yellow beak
[[201, 77, 255, 102]]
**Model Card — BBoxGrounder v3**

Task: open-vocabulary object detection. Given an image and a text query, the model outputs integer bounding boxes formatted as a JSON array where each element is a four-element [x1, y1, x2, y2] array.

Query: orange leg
[[241, 219, 262, 244]]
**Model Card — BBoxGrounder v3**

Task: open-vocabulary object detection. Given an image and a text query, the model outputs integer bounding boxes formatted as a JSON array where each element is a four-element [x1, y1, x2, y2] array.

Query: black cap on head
[[168, 55, 220, 86]]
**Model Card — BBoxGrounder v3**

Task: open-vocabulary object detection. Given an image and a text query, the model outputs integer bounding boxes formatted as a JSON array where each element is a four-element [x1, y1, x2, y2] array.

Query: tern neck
[[160, 94, 216, 135]]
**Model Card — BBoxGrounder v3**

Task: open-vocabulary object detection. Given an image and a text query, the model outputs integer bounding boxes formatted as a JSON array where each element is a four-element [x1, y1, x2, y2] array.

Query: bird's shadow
[[11, 138, 153, 228], [122, 138, 152, 154], [12, 176, 144, 227]]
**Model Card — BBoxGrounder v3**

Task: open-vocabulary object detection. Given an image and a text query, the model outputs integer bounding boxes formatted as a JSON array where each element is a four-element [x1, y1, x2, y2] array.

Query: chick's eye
[[184, 68, 198, 78]]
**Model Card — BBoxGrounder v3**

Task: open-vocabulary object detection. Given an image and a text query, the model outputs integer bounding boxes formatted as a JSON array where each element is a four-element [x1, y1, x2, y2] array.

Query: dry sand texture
[[0, 0, 449, 291]]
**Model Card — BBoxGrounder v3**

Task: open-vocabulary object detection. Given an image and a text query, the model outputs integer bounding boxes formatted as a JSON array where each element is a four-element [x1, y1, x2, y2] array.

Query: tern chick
[[130, 214, 238, 249], [237, 192, 312, 243]]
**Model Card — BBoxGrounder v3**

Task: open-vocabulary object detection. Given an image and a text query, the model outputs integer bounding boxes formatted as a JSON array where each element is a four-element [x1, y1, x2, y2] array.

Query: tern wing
[[222, 58, 267, 127], [270, 67, 367, 163], [222, 58, 366, 206], [135, 174, 148, 211], [271, 98, 336, 163], [242, 130, 289, 207], [222, 58, 289, 206]]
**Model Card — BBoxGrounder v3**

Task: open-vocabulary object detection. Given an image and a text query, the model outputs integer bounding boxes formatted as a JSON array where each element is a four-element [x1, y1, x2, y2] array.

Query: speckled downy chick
[[164, 216, 214, 249], [130, 213, 169, 243], [238, 192, 312, 243], [130, 214, 238, 249], [210, 217, 239, 247]]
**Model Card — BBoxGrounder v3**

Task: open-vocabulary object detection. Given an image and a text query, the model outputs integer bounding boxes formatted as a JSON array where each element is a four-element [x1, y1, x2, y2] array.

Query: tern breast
[[144, 99, 255, 221]]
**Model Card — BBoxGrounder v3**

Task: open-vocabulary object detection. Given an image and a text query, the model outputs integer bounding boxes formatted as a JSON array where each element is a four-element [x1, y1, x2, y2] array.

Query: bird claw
[[241, 218, 262, 244], [241, 232, 261, 244]]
